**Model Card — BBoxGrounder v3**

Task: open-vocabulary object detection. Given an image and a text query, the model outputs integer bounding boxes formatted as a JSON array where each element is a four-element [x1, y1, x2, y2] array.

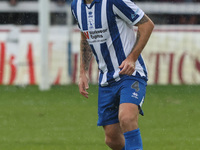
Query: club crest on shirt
[[88, 11, 93, 16], [88, 11, 94, 29]]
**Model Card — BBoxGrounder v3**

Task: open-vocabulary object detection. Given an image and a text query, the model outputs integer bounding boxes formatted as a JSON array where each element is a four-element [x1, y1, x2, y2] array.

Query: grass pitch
[[0, 84, 199, 150]]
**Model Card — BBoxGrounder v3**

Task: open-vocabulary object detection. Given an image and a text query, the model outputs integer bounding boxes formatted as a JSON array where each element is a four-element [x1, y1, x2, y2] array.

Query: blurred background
[[0, 0, 199, 88], [1, 0, 200, 25], [0, 1, 200, 150]]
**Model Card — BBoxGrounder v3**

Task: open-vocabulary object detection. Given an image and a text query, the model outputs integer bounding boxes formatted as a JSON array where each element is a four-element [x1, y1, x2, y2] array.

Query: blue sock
[[121, 147, 125, 150], [123, 128, 143, 150]]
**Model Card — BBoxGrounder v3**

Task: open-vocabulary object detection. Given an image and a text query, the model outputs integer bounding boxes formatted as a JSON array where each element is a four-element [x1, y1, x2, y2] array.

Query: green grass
[[0, 85, 199, 150]]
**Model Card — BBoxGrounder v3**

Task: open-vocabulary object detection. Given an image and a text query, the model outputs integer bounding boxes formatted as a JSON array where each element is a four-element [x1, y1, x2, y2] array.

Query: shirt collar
[[82, 0, 100, 8]]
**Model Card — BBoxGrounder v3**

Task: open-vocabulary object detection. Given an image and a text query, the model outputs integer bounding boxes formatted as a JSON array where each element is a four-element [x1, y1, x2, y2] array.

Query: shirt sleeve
[[72, 12, 81, 29], [112, 0, 144, 26], [71, 2, 81, 29]]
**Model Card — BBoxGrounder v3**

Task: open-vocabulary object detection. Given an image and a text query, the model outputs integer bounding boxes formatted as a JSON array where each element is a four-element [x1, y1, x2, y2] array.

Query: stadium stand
[[0, 0, 71, 25], [0, 0, 199, 25]]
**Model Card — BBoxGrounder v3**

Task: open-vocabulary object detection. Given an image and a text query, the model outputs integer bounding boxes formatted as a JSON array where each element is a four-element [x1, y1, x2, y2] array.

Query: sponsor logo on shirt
[[83, 31, 90, 39], [83, 29, 108, 43]]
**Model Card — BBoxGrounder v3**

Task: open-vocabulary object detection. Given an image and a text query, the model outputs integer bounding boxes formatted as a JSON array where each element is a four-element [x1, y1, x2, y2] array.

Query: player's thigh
[[120, 77, 147, 116], [119, 103, 139, 132], [97, 85, 120, 126], [119, 103, 139, 120]]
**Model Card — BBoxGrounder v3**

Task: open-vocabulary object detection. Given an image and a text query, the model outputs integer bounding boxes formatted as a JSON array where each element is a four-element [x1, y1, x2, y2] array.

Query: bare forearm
[[129, 14, 154, 61], [80, 34, 93, 74]]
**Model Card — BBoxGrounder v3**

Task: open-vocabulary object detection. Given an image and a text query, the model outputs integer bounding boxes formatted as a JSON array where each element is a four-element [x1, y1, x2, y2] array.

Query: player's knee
[[119, 114, 138, 130]]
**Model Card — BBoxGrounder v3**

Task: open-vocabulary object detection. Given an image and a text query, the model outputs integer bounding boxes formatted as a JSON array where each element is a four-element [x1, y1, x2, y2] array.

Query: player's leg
[[119, 77, 147, 150], [97, 84, 125, 150], [103, 123, 125, 150], [119, 103, 143, 150], [119, 103, 139, 132]]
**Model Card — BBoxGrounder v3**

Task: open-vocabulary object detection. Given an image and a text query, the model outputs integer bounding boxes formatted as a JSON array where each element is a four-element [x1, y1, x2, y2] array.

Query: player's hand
[[78, 74, 89, 98], [119, 57, 135, 76]]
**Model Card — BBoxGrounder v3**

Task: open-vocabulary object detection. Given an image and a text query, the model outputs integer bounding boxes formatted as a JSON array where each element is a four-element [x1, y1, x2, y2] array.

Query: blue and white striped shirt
[[71, 0, 148, 86]]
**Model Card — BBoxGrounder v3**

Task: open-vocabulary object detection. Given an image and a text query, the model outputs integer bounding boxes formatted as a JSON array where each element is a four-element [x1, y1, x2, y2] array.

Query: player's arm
[[119, 14, 154, 75], [78, 32, 93, 98]]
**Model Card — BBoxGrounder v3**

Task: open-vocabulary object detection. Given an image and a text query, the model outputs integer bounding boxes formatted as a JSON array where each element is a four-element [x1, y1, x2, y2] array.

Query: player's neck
[[85, 0, 93, 4]]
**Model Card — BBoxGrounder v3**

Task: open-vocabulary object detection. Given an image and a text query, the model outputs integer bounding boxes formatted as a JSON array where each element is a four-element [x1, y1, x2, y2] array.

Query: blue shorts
[[97, 75, 147, 126]]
